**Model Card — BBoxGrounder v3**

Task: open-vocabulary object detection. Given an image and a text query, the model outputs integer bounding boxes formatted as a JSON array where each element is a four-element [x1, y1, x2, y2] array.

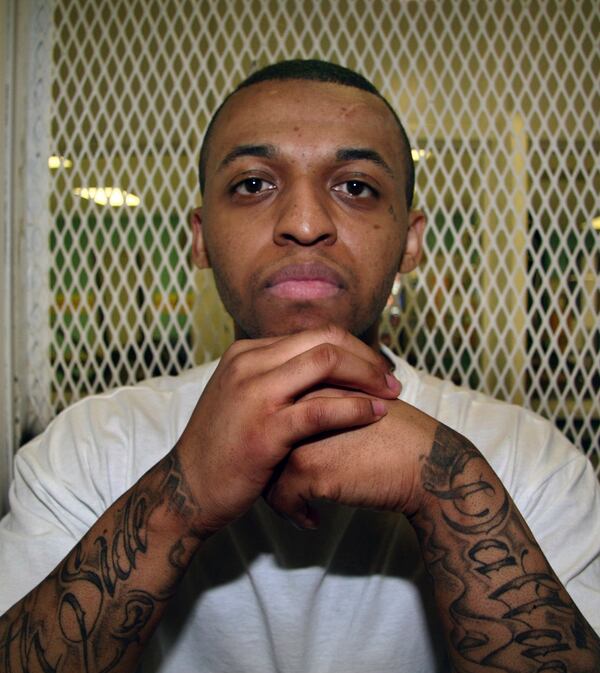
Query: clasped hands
[[175, 325, 438, 537]]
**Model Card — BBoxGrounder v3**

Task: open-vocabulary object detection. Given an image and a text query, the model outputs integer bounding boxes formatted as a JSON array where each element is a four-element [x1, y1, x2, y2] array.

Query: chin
[[242, 318, 337, 339], [235, 309, 380, 345]]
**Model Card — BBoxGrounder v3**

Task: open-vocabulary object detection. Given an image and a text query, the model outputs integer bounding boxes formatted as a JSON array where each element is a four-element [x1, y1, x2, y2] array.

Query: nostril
[[279, 230, 335, 246]]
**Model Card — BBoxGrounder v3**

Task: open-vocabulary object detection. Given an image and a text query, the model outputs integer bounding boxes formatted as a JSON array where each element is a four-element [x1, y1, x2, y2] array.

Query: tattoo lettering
[[0, 451, 202, 673], [168, 537, 197, 569], [417, 424, 600, 672], [1, 596, 60, 673]]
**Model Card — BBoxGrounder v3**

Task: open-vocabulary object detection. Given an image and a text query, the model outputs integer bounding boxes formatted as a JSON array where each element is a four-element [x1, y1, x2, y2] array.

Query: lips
[[264, 261, 346, 300]]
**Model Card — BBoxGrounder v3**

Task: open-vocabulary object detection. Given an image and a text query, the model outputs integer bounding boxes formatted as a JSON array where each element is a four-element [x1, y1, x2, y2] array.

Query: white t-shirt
[[1, 350, 599, 672]]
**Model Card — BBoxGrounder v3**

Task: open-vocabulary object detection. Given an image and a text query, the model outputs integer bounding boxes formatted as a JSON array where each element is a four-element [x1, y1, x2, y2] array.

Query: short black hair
[[198, 59, 415, 209]]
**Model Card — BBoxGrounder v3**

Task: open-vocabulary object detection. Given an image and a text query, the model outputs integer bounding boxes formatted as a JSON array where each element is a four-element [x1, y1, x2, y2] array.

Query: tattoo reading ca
[[419, 424, 599, 672]]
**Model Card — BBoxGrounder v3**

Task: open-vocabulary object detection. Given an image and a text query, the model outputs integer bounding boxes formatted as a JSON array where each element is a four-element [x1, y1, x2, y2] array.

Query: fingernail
[[289, 515, 318, 531], [385, 373, 401, 393], [279, 511, 309, 531], [371, 399, 386, 416], [303, 504, 320, 529], [301, 516, 319, 530]]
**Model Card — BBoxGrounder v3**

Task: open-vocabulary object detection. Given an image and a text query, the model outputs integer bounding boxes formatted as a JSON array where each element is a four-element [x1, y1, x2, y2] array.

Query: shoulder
[[1, 364, 222, 609], [13, 360, 220, 518], [385, 348, 588, 498], [52, 358, 218, 431]]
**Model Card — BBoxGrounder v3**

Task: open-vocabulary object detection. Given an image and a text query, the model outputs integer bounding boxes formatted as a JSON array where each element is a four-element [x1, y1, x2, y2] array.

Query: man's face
[[193, 80, 424, 342]]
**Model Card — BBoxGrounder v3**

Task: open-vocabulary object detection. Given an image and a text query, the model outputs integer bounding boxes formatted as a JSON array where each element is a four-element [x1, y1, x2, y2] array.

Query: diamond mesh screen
[[29, 0, 599, 469]]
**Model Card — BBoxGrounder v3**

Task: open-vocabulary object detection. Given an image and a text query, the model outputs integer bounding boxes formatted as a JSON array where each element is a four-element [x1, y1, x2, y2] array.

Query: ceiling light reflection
[[411, 148, 431, 162], [48, 155, 73, 169], [73, 187, 140, 207]]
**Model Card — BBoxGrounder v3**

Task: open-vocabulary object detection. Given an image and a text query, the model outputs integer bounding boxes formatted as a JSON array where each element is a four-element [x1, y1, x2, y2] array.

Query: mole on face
[[388, 205, 398, 222], [373, 224, 381, 230]]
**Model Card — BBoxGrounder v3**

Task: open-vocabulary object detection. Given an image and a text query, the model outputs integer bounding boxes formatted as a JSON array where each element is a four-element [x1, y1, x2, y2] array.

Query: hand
[[264, 396, 439, 528], [173, 326, 402, 535]]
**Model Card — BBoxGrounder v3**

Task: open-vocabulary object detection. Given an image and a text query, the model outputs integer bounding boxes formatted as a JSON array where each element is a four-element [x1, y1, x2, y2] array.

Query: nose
[[273, 181, 337, 247]]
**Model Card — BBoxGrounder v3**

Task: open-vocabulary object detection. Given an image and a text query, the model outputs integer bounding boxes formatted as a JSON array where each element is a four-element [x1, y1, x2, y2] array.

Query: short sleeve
[[516, 440, 600, 634], [0, 395, 131, 611], [0, 367, 207, 614]]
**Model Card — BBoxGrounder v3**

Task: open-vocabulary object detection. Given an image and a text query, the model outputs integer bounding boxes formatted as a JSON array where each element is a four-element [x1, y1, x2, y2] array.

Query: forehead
[[207, 80, 404, 170]]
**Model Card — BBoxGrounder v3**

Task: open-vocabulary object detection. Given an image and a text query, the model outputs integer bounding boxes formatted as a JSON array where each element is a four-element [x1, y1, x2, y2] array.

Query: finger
[[300, 385, 402, 402], [265, 463, 321, 530], [265, 435, 349, 529], [273, 395, 387, 446], [268, 492, 320, 531], [262, 343, 401, 402], [241, 325, 392, 375], [220, 334, 289, 359]]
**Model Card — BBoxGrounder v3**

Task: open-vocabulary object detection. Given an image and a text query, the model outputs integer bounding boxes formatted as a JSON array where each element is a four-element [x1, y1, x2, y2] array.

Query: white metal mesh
[[25, 0, 599, 469]]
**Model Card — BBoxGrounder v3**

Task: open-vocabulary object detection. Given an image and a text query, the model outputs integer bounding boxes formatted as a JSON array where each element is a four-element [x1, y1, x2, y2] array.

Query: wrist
[[409, 423, 502, 533], [145, 449, 214, 542]]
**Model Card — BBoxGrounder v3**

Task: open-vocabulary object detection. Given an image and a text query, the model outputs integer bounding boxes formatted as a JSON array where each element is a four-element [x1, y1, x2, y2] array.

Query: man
[[1, 59, 599, 673]]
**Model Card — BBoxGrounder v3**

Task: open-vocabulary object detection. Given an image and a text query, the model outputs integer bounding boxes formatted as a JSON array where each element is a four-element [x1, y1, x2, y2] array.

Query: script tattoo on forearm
[[0, 451, 202, 673], [414, 424, 600, 672]]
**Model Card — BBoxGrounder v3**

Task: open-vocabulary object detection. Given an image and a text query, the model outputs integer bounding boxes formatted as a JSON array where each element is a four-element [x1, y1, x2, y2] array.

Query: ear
[[190, 207, 211, 269], [399, 210, 427, 274]]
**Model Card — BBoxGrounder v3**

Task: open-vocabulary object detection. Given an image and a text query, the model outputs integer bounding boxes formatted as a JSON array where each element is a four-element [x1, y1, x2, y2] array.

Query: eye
[[232, 177, 276, 196], [332, 180, 378, 199]]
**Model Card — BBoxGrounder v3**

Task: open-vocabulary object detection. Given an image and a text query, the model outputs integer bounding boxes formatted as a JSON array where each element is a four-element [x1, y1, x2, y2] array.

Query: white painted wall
[[0, 0, 13, 515], [0, 0, 42, 515]]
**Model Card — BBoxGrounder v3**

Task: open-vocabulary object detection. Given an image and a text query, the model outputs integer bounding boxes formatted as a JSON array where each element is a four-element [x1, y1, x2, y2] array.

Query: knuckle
[[313, 342, 340, 372], [286, 450, 302, 475], [225, 351, 248, 382], [320, 323, 345, 344], [303, 464, 334, 501], [285, 450, 338, 506], [288, 447, 315, 477], [303, 400, 328, 431], [223, 339, 246, 359], [312, 476, 334, 502], [351, 396, 372, 418]]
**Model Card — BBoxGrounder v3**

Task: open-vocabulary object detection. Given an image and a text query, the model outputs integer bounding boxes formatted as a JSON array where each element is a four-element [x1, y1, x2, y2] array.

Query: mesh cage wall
[[24, 0, 598, 471]]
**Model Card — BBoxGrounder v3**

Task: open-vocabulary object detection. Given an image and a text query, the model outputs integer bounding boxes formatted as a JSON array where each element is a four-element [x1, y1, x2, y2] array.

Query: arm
[[0, 326, 398, 673], [413, 424, 600, 671], [266, 400, 600, 671], [0, 451, 204, 673]]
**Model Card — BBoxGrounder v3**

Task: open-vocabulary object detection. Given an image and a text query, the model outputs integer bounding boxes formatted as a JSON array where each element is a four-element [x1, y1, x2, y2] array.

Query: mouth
[[264, 261, 346, 300]]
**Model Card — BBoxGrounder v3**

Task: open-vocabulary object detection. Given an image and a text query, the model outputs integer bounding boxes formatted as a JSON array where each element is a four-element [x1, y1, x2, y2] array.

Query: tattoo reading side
[[417, 423, 600, 672], [0, 451, 202, 673]]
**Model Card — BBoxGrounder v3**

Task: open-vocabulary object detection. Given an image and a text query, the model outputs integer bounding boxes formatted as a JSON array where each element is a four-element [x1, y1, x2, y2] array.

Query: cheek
[[365, 230, 405, 300], [204, 219, 254, 273], [377, 219, 406, 267], [204, 225, 275, 310], [347, 223, 404, 275]]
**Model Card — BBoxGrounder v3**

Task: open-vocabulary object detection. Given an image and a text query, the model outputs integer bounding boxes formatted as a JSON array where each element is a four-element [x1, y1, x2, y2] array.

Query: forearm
[[412, 424, 600, 672], [0, 450, 204, 673]]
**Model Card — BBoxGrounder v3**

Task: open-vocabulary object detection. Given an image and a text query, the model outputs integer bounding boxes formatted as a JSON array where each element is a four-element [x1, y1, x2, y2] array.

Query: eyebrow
[[335, 147, 395, 178], [216, 143, 395, 179], [218, 144, 278, 172]]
